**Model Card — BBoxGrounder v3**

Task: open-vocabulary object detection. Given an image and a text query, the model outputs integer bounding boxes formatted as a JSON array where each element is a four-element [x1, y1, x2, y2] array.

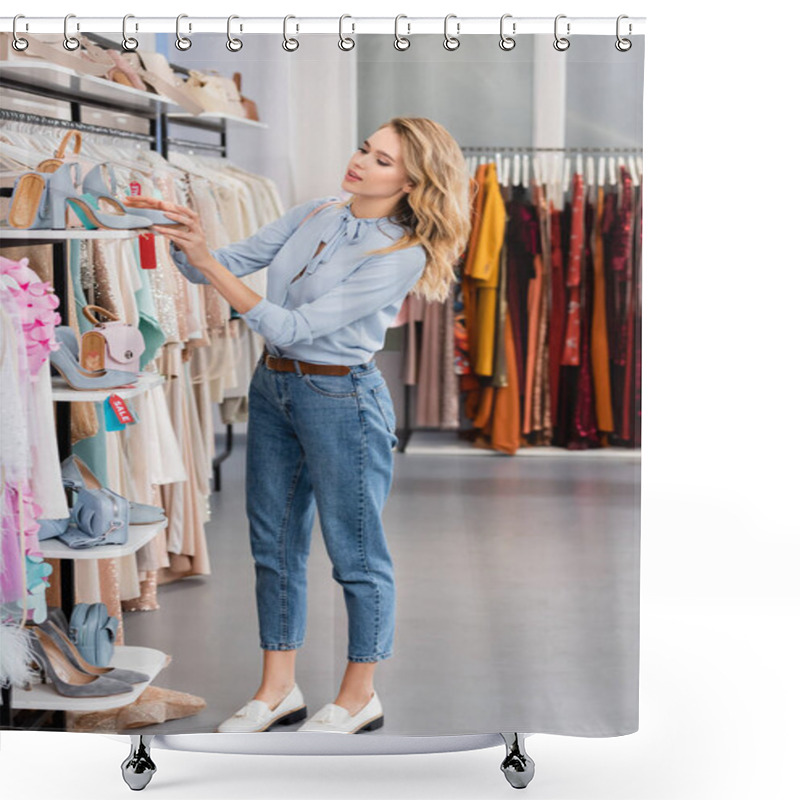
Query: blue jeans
[[245, 356, 398, 663]]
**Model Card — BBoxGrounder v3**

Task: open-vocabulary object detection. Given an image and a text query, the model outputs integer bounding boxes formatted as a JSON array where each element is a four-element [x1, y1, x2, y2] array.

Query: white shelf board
[[0, 228, 139, 240], [37, 517, 166, 561], [4, 646, 169, 712], [167, 111, 269, 129], [0, 60, 181, 113], [50, 369, 164, 403]]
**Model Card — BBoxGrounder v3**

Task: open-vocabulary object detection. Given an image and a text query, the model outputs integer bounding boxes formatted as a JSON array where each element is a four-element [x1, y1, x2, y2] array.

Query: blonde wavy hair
[[341, 117, 473, 303]]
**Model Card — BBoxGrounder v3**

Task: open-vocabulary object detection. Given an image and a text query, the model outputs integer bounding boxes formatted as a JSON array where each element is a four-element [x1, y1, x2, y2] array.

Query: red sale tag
[[139, 232, 157, 269], [129, 181, 142, 196], [108, 394, 134, 425]]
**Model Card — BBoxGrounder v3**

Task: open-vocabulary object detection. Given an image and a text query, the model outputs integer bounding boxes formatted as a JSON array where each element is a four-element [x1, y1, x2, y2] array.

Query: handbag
[[184, 69, 245, 117], [80, 304, 145, 374], [68, 603, 118, 667], [233, 72, 260, 121]]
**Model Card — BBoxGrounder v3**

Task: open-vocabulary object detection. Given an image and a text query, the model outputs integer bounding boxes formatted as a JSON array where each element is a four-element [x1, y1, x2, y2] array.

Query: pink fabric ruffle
[[0, 255, 61, 381], [0, 481, 45, 606]]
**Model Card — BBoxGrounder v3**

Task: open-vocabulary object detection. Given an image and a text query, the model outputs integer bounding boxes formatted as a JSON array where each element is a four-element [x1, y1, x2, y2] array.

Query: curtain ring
[[283, 15, 299, 52], [226, 15, 243, 51], [176, 14, 192, 51], [12, 15, 29, 51], [443, 14, 460, 51], [62, 13, 80, 51], [553, 14, 570, 51], [122, 14, 138, 51], [338, 14, 355, 51], [615, 15, 632, 52], [394, 15, 410, 51], [499, 14, 516, 51]]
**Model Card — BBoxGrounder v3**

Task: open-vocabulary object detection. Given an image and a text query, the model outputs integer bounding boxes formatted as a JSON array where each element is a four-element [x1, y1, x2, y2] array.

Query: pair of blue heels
[[50, 326, 136, 391], [37, 454, 167, 549], [8, 159, 178, 231]]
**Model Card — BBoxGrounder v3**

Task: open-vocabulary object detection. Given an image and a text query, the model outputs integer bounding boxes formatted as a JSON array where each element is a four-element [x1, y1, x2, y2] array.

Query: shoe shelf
[[3, 645, 169, 713], [0, 60, 181, 115], [37, 517, 167, 561], [167, 111, 270, 130], [50, 369, 165, 403], [0, 228, 141, 241]]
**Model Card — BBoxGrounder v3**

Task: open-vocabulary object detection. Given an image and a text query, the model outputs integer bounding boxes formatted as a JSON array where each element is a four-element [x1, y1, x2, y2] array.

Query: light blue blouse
[[169, 196, 427, 365]]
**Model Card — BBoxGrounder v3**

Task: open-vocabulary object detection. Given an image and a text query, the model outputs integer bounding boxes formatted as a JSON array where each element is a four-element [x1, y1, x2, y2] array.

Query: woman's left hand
[[123, 195, 214, 270]]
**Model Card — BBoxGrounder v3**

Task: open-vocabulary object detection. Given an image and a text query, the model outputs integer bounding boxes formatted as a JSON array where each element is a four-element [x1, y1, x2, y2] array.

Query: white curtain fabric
[[287, 35, 358, 203]]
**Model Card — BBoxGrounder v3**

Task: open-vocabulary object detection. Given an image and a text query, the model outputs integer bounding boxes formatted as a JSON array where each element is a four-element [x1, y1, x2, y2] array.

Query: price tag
[[139, 232, 157, 269], [128, 182, 157, 269], [109, 393, 134, 423]]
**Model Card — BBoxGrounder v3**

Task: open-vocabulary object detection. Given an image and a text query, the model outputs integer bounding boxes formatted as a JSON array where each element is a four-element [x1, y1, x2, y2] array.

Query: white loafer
[[298, 692, 384, 734], [217, 685, 307, 733]]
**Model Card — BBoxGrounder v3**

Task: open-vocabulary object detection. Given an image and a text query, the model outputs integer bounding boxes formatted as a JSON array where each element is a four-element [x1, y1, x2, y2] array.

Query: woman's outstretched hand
[[123, 195, 214, 270]]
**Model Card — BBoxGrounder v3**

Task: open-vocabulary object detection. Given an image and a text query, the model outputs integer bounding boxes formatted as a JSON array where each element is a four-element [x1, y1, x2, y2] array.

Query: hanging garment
[[548, 204, 567, 436], [562, 172, 585, 367], [591, 184, 615, 435], [505, 195, 538, 391], [467, 164, 507, 377]]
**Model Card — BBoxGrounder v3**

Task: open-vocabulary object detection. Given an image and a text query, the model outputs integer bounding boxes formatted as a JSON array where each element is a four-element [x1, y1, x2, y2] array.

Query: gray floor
[[123, 431, 640, 737]]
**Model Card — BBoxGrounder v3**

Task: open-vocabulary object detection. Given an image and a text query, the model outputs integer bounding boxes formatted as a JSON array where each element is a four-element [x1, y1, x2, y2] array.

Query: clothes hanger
[[512, 154, 521, 187], [627, 155, 639, 187], [576, 152, 583, 176], [522, 154, 530, 190], [598, 156, 606, 188], [586, 156, 595, 190]]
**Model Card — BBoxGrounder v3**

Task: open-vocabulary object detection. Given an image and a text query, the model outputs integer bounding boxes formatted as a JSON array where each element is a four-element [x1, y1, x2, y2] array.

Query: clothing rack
[[397, 142, 642, 453]]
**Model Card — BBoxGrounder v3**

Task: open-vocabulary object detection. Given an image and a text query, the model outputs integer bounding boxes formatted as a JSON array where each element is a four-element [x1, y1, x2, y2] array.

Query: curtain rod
[[0, 109, 154, 142], [1, 16, 646, 37]]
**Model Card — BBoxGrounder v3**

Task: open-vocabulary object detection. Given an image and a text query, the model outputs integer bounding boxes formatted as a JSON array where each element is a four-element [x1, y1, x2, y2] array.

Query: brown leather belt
[[264, 353, 350, 376]]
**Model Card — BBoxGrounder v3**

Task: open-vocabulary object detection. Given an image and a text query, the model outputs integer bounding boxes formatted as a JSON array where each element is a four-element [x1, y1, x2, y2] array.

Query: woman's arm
[[124, 195, 337, 285]]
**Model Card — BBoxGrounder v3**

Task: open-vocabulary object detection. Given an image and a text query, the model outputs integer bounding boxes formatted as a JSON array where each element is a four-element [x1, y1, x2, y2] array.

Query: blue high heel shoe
[[84, 164, 181, 227], [50, 327, 136, 391], [57, 163, 153, 230], [8, 161, 153, 230], [61, 453, 166, 526]]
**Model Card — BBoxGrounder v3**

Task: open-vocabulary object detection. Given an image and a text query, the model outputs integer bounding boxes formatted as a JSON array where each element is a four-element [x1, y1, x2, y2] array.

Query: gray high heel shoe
[[25, 626, 134, 698], [37, 620, 150, 685]]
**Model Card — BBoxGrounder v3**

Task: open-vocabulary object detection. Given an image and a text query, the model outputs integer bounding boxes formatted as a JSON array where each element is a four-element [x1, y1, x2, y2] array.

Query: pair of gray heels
[[26, 612, 149, 699]]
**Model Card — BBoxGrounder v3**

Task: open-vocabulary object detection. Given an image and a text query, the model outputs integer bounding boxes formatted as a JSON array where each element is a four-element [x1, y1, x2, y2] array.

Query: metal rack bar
[[462, 146, 643, 152], [0, 108, 155, 142], [165, 137, 227, 152]]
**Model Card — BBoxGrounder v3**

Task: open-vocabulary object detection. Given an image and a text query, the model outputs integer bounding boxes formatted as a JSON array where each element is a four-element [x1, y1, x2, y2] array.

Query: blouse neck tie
[[304, 204, 379, 275]]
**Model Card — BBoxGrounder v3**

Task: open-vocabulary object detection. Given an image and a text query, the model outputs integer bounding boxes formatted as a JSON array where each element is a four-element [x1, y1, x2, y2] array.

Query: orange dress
[[467, 164, 507, 376], [590, 186, 614, 433]]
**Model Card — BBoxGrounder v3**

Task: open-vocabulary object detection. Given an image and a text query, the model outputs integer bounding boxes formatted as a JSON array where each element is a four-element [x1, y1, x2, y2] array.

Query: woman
[[125, 117, 471, 734]]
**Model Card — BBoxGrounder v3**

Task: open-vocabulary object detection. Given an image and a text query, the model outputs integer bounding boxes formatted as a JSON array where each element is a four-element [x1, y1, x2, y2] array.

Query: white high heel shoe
[[217, 685, 307, 733], [298, 692, 384, 734]]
